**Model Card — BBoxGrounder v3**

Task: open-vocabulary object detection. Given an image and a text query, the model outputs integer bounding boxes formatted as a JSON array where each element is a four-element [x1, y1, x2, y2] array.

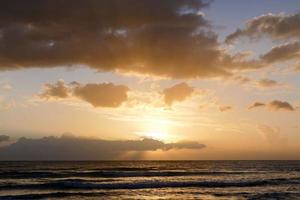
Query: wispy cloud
[[256, 78, 284, 88], [258, 125, 286, 144], [219, 106, 232, 112], [248, 102, 266, 110]]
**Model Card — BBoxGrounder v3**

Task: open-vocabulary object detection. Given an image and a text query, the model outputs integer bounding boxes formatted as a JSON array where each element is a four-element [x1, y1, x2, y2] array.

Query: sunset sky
[[0, 0, 300, 160]]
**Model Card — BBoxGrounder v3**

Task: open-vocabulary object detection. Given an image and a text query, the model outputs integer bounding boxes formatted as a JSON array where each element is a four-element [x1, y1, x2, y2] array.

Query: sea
[[0, 161, 299, 199]]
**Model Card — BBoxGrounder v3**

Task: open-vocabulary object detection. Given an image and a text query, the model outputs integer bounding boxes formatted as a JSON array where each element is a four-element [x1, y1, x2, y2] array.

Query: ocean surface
[[0, 161, 300, 199]]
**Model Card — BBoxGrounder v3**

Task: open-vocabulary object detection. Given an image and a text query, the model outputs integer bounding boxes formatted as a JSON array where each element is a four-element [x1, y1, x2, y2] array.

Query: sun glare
[[137, 116, 176, 142], [142, 131, 169, 141]]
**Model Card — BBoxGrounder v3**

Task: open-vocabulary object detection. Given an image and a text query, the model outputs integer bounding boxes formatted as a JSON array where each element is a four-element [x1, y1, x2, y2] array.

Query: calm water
[[0, 161, 300, 199]]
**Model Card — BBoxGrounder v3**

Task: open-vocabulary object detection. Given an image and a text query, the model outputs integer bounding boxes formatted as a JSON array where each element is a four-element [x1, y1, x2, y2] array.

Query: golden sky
[[0, 0, 300, 160]]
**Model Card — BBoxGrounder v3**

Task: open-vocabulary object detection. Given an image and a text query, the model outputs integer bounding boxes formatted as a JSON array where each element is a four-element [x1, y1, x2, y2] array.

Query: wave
[[0, 170, 262, 179], [1, 177, 300, 190], [0, 192, 107, 200], [1, 190, 300, 200], [248, 192, 300, 200]]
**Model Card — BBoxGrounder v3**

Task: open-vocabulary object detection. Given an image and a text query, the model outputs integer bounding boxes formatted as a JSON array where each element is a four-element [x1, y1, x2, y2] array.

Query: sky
[[0, 0, 300, 160]]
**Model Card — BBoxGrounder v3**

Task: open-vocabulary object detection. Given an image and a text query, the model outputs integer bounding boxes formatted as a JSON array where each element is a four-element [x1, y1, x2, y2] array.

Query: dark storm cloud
[[260, 42, 300, 64], [226, 13, 300, 43], [0, 136, 205, 160], [40, 80, 129, 107], [163, 82, 194, 106], [0, 135, 9, 143], [0, 0, 258, 78]]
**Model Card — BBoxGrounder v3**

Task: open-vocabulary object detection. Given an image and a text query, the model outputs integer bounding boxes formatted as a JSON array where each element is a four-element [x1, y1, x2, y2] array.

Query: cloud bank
[[0, 0, 259, 79], [0, 135, 9, 143], [0, 135, 205, 160]]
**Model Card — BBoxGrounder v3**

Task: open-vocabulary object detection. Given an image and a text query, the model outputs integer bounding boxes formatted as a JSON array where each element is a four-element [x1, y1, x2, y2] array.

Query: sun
[[137, 116, 175, 142], [142, 131, 170, 141]]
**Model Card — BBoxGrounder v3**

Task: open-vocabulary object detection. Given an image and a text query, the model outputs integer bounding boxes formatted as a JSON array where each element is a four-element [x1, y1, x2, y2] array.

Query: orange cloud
[[73, 83, 129, 108], [163, 82, 194, 106], [40, 80, 129, 108]]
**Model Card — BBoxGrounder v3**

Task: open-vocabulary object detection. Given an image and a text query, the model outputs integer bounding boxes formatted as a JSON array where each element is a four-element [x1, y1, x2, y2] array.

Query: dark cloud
[[163, 82, 194, 106], [40, 80, 129, 107], [0, 135, 9, 143], [165, 141, 205, 150], [226, 13, 300, 43], [40, 80, 70, 99], [248, 102, 266, 109], [261, 42, 300, 64], [219, 106, 232, 112], [249, 100, 295, 111], [268, 100, 295, 111], [0, 135, 205, 160], [257, 78, 281, 88], [0, 0, 258, 78]]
